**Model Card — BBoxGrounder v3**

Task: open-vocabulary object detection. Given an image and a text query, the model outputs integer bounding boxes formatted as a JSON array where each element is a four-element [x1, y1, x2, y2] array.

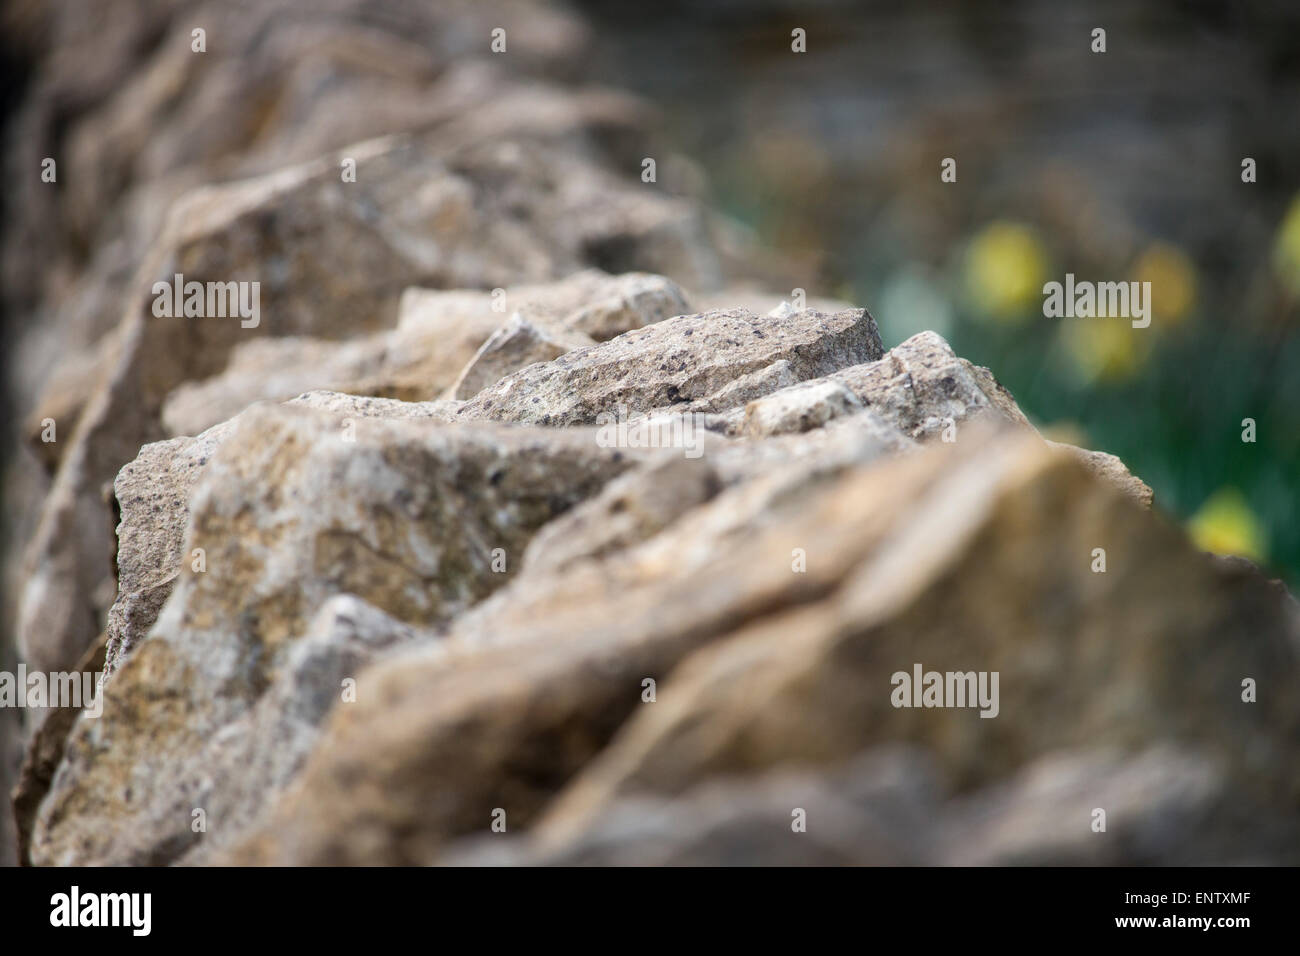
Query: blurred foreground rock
[[206, 427, 1295, 865]]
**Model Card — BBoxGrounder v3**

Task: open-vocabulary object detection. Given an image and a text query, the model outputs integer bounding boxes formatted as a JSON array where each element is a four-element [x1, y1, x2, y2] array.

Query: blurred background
[[575, 0, 1300, 586]]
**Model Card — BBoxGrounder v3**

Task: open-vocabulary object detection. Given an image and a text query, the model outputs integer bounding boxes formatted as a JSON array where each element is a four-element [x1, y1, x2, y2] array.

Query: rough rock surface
[[17, 292, 1260, 866], [456, 307, 884, 426], [464, 270, 693, 344], [450, 314, 592, 402], [1, 3, 734, 862], [17, 297, 1295, 867], [104, 422, 237, 677], [741, 379, 864, 437], [15, 130, 722, 682], [525, 435, 1292, 836], [203, 429, 1296, 866], [27, 401, 665, 865], [159, 271, 693, 435]]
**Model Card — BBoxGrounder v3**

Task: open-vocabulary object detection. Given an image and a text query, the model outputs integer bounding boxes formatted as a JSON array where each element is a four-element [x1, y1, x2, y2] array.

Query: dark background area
[[0, 0, 32, 866]]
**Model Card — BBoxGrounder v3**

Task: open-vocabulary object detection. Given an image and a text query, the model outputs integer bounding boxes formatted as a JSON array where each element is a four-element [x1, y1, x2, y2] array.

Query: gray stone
[[450, 314, 592, 401], [742, 379, 864, 438], [456, 307, 884, 427]]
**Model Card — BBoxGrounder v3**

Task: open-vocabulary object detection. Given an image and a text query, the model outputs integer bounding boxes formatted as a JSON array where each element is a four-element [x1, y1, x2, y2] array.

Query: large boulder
[[206, 425, 1293, 866], [27, 400, 669, 865]]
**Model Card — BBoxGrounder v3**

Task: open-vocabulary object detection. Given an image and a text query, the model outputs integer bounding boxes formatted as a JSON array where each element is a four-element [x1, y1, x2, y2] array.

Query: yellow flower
[[1273, 194, 1300, 295], [1187, 488, 1268, 562], [1061, 314, 1152, 384], [965, 222, 1049, 323], [1133, 242, 1196, 327]]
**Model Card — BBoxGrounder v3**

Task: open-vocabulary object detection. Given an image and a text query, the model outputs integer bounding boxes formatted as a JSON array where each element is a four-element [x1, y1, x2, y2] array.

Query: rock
[[28, 401, 659, 865], [689, 359, 801, 416], [211, 422, 931, 865], [826, 333, 1150, 502], [214, 430, 1296, 865], [443, 744, 1288, 866], [7, 49, 642, 440], [726, 331, 1150, 503], [442, 746, 941, 866], [741, 379, 864, 438], [105, 392, 462, 681], [1048, 441, 1155, 509], [3, 0, 720, 737], [3, 3, 595, 321], [524, 414, 913, 575], [10, 633, 107, 866], [531, 433, 1297, 845], [521, 270, 693, 343], [450, 314, 593, 401], [829, 331, 1031, 440], [159, 325, 478, 437], [17, 131, 723, 678], [935, 746, 1231, 865], [1, 0, 182, 319], [8, 0, 1275, 872], [161, 337, 404, 438], [285, 391, 463, 422], [446, 271, 693, 400], [103, 422, 238, 678], [670, 331, 1024, 441], [174, 595, 426, 865], [159, 271, 693, 435], [522, 457, 724, 574], [22, 340, 121, 474], [456, 307, 884, 427]]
